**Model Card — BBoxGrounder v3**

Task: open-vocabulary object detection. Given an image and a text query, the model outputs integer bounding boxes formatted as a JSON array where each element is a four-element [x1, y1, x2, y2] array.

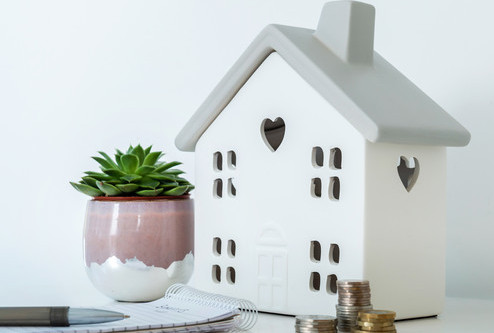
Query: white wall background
[[0, 0, 491, 305]]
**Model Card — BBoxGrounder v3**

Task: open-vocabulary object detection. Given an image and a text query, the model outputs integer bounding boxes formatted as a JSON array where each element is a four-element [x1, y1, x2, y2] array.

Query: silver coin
[[336, 304, 373, 309], [337, 286, 371, 290], [297, 326, 336, 328], [295, 328, 337, 333], [296, 315, 337, 321], [295, 322, 336, 328], [338, 291, 371, 295], [336, 304, 372, 310], [337, 280, 369, 285], [339, 301, 370, 306], [296, 327, 335, 330], [295, 326, 336, 330], [296, 322, 336, 327]]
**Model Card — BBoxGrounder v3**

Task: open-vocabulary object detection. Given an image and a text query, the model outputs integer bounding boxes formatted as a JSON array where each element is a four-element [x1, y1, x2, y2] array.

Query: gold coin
[[357, 321, 394, 328], [357, 316, 394, 322], [358, 310, 396, 320], [356, 324, 396, 332]]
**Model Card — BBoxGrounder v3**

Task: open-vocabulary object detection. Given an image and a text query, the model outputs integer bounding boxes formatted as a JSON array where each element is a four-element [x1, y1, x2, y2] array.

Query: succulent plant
[[70, 145, 194, 197]]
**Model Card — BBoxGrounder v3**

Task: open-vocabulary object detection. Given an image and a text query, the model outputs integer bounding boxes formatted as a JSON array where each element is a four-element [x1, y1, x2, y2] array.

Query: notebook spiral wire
[[165, 284, 258, 330]]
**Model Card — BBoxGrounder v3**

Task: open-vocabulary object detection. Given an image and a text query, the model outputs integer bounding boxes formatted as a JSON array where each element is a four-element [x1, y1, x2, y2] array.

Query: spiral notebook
[[4, 284, 258, 333]]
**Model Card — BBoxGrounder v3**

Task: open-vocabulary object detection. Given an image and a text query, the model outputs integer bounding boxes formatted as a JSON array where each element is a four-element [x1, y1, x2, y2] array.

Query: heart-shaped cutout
[[261, 117, 285, 152], [397, 156, 419, 192]]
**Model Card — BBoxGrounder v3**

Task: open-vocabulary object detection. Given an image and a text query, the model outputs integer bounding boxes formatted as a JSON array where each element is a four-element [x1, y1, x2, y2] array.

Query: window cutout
[[329, 177, 340, 201], [310, 272, 321, 291], [213, 237, 222, 256], [227, 178, 237, 197], [261, 117, 285, 152], [227, 267, 236, 284], [311, 178, 322, 198], [312, 147, 324, 167], [228, 239, 236, 258], [212, 265, 221, 283], [228, 151, 237, 169], [213, 179, 223, 198], [330, 148, 342, 169], [329, 244, 340, 264], [397, 156, 420, 192], [326, 274, 338, 294], [213, 152, 223, 171], [310, 241, 321, 262]]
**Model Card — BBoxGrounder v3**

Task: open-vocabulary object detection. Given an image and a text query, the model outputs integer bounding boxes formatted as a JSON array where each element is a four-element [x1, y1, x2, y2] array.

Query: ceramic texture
[[83, 198, 194, 302]]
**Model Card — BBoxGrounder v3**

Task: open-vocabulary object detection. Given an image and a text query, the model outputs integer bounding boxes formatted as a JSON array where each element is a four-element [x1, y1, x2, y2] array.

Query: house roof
[[175, 1, 470, 152]]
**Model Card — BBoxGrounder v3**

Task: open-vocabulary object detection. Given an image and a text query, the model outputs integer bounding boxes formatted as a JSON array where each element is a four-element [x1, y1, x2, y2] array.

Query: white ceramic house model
[[175, 1, 470, 320]]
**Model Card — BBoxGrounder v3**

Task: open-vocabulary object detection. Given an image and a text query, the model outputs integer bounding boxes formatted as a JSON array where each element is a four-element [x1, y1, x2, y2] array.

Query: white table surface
[[252, 297, 494, 332]]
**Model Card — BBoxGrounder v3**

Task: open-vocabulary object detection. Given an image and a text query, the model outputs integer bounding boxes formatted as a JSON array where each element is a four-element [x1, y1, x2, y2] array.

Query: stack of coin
[[294, 315, 337, 332], [353, 310, 396, 333], [335, 280, 373, 332]]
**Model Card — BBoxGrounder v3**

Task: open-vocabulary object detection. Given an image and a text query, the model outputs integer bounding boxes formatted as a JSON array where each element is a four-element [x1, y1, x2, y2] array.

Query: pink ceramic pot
[[83, 196, 194, 302]]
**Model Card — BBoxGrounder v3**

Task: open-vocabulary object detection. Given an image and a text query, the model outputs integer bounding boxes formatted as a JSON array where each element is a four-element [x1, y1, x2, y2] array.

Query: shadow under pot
[[83, 196, 194, 302]]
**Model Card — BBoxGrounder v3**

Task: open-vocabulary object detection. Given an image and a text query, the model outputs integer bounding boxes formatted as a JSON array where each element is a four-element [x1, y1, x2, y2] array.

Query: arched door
[[256, 224, 288, 310]]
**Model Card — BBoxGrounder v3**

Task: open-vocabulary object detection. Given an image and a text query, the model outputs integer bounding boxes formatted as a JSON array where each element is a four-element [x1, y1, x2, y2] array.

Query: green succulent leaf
[[137, 177, 160, 189], [84, 171, 112, 181], [115, 154, 123, 169], [148, 173, 177, 182], [116, 183, 140, 193], [102, 168, 127, 178], [143, 151, 163, 166], [163, 185, 189, 196], [106, 179, 124, 185], [158, 182, 179, 189], [175, 177, 191, 185], [136, 188, 164, 196], [121, 154, 139, 174], [92, 156, 114, 170], [98, 151, 119, 169], [122, 174, 142, 183], [155, 161, 182, 173], [70, 182, 104, 197], [131, 145, 145, 165], [115, 149, 124, 156], [126, 145, 134, 154], [96, 181, 122, 196], [81, 176, 98, 188], [166, 169, 185, 175], [144, 145, 152, 156], [136, 165, 155, 176]]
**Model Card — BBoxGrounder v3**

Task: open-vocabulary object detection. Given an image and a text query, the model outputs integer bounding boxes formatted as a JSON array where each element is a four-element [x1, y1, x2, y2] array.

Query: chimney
[[313, 1, 375, 64]]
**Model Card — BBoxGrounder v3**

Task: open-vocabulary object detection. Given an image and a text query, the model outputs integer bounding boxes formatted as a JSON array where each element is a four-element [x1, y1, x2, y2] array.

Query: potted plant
[[70, 144, 194, 302]]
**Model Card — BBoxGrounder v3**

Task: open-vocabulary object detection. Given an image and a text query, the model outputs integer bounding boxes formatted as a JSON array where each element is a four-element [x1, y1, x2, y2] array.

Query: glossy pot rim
[[91, 194, 191, 202]]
